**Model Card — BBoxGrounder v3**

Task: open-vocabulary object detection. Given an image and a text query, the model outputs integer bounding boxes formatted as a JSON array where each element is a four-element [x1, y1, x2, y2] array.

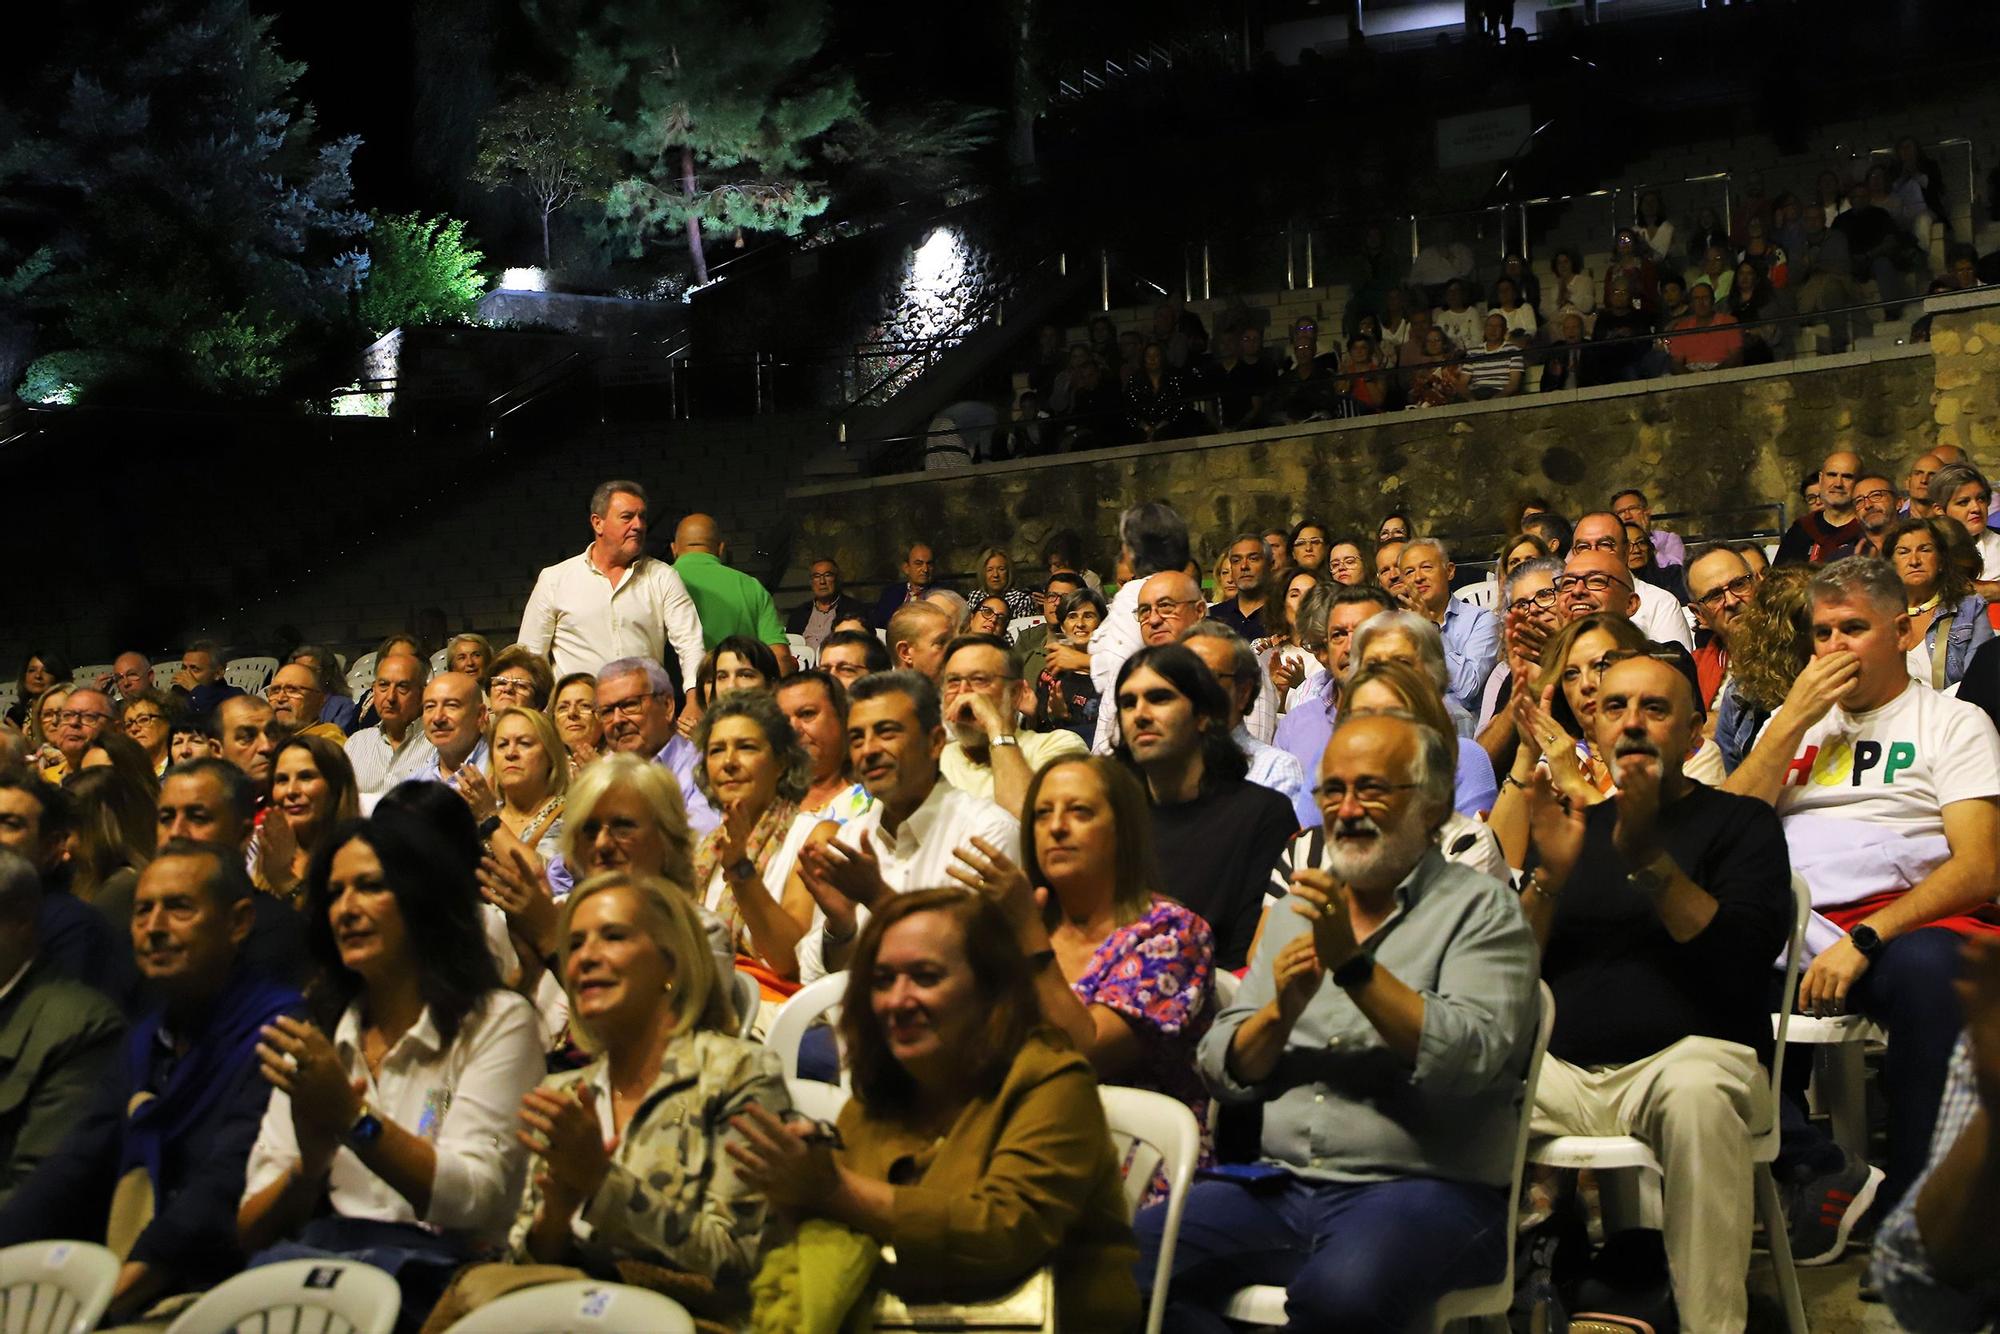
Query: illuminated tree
[[472, 84, 619, 267], [357, 214, 487, 336]]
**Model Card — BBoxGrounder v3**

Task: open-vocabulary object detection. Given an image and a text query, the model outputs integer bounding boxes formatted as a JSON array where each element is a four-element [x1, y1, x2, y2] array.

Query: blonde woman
[[462, 705, 570, 867]]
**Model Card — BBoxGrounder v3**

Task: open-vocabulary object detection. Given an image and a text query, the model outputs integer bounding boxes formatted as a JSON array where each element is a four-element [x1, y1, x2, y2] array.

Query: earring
[[663, 980, 675, 994]]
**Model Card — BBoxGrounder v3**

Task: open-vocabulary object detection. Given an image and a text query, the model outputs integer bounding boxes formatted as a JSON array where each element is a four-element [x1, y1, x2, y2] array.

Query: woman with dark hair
[[486, 645, 556, 713], [1891, 515, 1993, 689], [1287, 518, 1328, 574], [1124, 339, 1204, 442], [1635, 190, 1675, 265], [1731, 257, 1793, 364], [238, 813, 546, 1326], [61, 762, 156, 907], [1041, 587, 1108, 743], [254, 734, 361, 904], [422, 871, 786, 1330], [688, 691, 836, 1002], [950, 755, 1216, 1200], [707, 636, 781, 696], [965, 592, 1014, 642], [10, 651, 71, 729], [1623, 521, 1688, 602], [1549, 247, 1595, 318], [730, 888, 1142, 1333]]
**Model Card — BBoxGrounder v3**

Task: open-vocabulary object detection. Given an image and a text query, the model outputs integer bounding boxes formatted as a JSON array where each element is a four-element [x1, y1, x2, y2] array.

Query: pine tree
[[548, 0, 863, 285], [0, 0, 369, 402]]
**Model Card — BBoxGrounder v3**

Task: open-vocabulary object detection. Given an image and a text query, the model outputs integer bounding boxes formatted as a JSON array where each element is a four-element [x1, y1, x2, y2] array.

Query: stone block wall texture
[[1930, 308, 2000, 459], [787, 348, 1951, 582]]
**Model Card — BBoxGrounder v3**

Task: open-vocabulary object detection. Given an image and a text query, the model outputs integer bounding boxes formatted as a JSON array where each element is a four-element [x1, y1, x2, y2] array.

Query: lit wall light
[[499, 267, 549, 292]]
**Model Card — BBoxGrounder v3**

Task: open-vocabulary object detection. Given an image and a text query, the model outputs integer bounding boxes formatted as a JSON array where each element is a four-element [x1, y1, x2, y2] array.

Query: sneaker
[[1786, 1155, 1885, 1266]]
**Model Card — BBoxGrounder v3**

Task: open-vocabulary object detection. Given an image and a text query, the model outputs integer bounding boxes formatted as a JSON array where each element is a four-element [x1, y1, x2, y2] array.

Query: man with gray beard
[[1522, 650, 1793, 1324], [1134, 712, 1538, 1332]]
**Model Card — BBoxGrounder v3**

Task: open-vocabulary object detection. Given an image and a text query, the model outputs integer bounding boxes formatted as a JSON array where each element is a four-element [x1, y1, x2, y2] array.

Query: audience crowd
[[1004, 144, 1995, 457], [11, 454, 2000, 1333]]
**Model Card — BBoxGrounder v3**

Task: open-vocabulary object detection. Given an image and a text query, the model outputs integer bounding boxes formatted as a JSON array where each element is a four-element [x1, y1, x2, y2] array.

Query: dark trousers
[[1775, 925, 1965, 1212], [1133, 1173, 1507, 1334]]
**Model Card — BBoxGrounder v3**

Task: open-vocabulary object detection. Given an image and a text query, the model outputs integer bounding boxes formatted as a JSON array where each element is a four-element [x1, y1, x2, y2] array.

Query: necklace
[[1907, 593, 1941, 616]]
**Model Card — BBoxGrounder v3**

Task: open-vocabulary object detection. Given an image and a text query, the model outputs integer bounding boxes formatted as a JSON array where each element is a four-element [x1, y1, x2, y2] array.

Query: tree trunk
[[542, 202, 553, 268], [681, 144, 709, 285]]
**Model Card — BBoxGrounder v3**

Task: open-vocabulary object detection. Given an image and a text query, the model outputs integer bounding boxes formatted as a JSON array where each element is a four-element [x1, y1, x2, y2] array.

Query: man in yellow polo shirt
[[938, 635, 1085, 815]]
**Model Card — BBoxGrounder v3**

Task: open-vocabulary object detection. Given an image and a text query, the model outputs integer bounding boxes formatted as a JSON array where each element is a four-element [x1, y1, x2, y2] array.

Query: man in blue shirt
[[1396, 537, 1500, 715]]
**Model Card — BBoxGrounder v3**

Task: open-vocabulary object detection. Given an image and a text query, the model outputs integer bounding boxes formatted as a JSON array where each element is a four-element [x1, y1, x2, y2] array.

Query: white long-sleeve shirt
[[243, 991, 546, 1247], [794, 781, 1020, 983], [517, 548, 706, 685], [1088, 579, 1144, 754]]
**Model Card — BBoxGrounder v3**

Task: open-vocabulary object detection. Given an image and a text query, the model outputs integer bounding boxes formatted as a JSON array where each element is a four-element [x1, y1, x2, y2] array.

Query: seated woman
[[730, 889, 1142, 1333], [255, 734, 361, 904], [61, 762, 156, 910], [425, 871, 788, 1329], [237, 813, 546, 1327], [1038, 587, 1107, 745], [117, 688, 179, 776], [965, 593, 1014, 643], [1489, 612, 1650, 868], [487, 645, 556, 714], [548, 754, 733, 968], [1891, 516, 1993, 689], [709, 636, 780, 697], [689, 691, 837, 1004], [1340, 662, 1509, 882], [548, 672, 602, 772], [460, 705, 569, 869], [949, 755, 1214, 1198], [447, 633, 495, 688], [7, 650, 68, 729]]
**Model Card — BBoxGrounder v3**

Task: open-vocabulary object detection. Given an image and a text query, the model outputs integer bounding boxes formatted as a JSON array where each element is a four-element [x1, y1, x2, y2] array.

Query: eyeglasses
[[1561, 649, 1643, 686], [1507, 588, 1558, 614], [1137, 596, 1200, 620], [577, 816, 647, 843], [1692, 574, 1756, 610], [264, 684, 311, 699], [554, 700, 598, 718], [490, 675, 535, 696], [1854, 488, 1896, 505], [122, 712, 166, 729], [1556, 572, 1632, 595], [942, 672, 1016, 692], [57, 710, 110, 726], [1312, 778, 1420, 807], [599, 693, 662, 720]]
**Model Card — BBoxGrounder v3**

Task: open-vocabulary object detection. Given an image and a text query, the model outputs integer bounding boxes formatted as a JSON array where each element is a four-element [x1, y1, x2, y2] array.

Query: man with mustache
[[1135, 712, 1537, 1331], [1522, 649, 1793, 1330]]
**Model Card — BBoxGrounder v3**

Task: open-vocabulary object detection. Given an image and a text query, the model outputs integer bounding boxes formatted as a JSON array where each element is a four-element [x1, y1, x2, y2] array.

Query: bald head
[[422, 670, 488, 766], [1560, 549, 1639, 620], [1138, 570, 1205, 646], [1819, 451, 1861, 517], [672, 513, 720, 556]]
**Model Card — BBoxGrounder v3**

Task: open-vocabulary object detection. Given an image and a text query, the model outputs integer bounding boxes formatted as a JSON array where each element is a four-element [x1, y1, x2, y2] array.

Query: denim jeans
[[1133, 1172, 1507, 1333]]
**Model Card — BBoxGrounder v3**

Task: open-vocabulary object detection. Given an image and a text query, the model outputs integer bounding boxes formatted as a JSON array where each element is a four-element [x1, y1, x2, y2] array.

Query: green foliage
[[0, 0, 369, 403], [357, 214, 487, 335], [472, 83, 620, 265]]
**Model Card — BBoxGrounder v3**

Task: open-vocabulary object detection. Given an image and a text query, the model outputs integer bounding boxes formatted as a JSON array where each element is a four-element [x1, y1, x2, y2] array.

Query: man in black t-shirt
[[1113, 643, 1296, 969], [1775, 450, 1863, 564], [1522, 652, 1793, 1332]]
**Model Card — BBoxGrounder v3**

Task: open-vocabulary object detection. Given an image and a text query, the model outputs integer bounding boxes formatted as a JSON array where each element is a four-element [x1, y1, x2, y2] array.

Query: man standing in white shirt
[[1569, 512, 1693, 649], [1726, 556, 2000, 1264], [516, 480, 705, 685], [793, 671, 1018, 983], [344, 652, 435, 796]]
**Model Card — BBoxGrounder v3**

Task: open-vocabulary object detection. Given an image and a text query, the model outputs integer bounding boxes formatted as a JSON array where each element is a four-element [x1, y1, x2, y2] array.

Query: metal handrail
[[1626, 170, 1734, 234], [1835, 136, 1977, 237]]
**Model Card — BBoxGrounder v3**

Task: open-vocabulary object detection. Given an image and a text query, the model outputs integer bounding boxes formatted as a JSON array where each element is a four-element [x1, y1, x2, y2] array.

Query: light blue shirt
[[654, 734, 721, 837], [1276, 679, 1497, 824], [1236, 723, 1316, 829], [416, 738, 487, 790], [1439, 599, 1502, 716]]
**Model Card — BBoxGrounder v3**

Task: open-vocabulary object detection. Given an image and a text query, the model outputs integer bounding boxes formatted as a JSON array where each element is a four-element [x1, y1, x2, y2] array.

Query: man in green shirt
[[670, 513, 795, 674]]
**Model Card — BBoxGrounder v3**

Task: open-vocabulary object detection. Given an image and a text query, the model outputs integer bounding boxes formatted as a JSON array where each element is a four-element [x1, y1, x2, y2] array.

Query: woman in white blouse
[[688, 691, 837, 1009], [238, 811, 546, 1321]]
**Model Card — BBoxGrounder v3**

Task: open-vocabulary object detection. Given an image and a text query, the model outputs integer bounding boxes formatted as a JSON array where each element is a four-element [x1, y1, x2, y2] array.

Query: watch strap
[[1331, 951, 1375, 990], [990, 733, 1020, 748]]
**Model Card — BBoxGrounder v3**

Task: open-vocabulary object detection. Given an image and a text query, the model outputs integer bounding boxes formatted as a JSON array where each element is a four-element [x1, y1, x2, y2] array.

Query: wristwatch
[[726, 856, 757, 882], [1626, 851, 1677, 895], [1848, 924, 1886, 960], [990, 734, 1020, 748], [1331, 951, 1376, 990], [476, 814, 503, 839], [347, 1103, 384, 1147]]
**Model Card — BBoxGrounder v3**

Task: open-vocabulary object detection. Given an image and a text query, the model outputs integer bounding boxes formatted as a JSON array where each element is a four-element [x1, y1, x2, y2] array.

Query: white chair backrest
[[1452, 580, 1499, 610], [222, 656, 279, 695], [164, 1258, 401, 1334], [0, 1240, 121, 1334], [1101, 1087, 1202, 1334], [439, 1280, 694, 1334], [785, 633, 818, 670], [730, 969, 761, 1040], [764, 972, 847, 1081], [1006, 615, 1042, 641], [346, 650, 380, 703], [430, 648, 449, 674], [150, 661, 180, 691], [0, 683, 17, 722], [69, 665, 113, 691], [1482, 983, 1558, 1312], [875, 627, 888, 645], [1771, 873, 1813, 1094], [1212, 969, 1240, 1011], [786, 1074, 849, 1126]]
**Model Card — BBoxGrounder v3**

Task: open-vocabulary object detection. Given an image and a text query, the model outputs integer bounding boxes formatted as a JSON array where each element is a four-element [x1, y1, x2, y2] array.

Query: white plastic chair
[[150, 661, 180, 691], [222, 656, 279, 695], [69, 664, 114, 691], [440, 1279, 694, 1334], [765, 972, 848, 1081], [1531, 875, 1814, 1334], [785, 633, 818, 670], [346, 650, 380, 703], [786, 1073, 849, 1125], [1221, 981, 1556, 1332], [1452, 579, 1500, 611], [164, 1258, 401, 1334], [0, 1240, 121, 1334], [730, 968, 761, 1040], [0, 683, 17, 723], [1103, 1086, 1202, 1334], [1005, 615, 1042, 641]]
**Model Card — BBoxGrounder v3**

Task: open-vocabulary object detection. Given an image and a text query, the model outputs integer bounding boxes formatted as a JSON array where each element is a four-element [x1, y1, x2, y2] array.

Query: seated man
[[0, 841, 303, 1327], [212, 696, 277, 794], [0, 848, 127, 1208], [785, 558, 868, 653], [1181, 622, 1315, 828], [1567, 513, 1692, 648], [1135, 712, 1538, 1331], [1775, 450, 1863, 565], [1725, 557, 2000, 1263], [284, 645, 358, 733], [1207, 533, 1274, 640], [171, 641, 242, 722], [1395, 537, 1500, 715], [593, 657, 719, 836], [0, 775, 138, 1010], [260, 665, 346, 744], [1113, 644, 1297, 970], [1274, 583, 1396, 784], [1525, 653, 1792, 1330], [342, 652, 434, 797], [884, 600, 955, 682], [794, 671, 1018, 982], [818, 628, 891, 692], [47, 686, 114, 781], [415, 670, 491, 792], [937, 635, 1085, 814]]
